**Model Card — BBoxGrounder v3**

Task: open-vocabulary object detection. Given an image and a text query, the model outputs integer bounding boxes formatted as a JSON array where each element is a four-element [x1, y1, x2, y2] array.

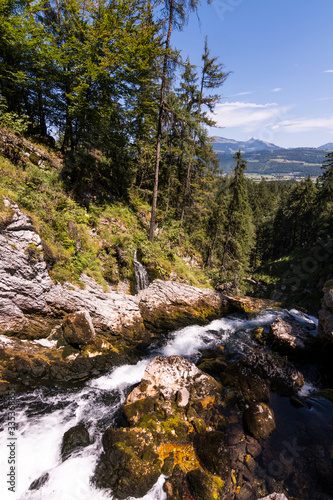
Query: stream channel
[[0, 308, 332, 500]]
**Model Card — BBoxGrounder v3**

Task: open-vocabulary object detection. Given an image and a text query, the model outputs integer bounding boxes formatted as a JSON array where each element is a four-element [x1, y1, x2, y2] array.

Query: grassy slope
[[0, 130, 211, 292]]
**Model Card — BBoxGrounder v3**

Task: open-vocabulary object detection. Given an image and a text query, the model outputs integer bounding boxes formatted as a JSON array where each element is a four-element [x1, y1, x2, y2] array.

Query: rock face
[[62, 311, 96, 347], [0, 201, 145, 342], [269, 316, 316, 356], [138, 280, 231, 332], [0, 201, 55, 336], [318, 285, 333, 344]]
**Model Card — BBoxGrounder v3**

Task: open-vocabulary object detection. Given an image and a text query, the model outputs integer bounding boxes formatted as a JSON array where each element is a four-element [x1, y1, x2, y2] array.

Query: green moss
[[160, 414, 189, 441], [187, 468, 225, 500]]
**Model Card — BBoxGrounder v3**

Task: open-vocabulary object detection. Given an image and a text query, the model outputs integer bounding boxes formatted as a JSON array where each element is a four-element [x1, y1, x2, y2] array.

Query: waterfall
[[134, 249, 149, 293]]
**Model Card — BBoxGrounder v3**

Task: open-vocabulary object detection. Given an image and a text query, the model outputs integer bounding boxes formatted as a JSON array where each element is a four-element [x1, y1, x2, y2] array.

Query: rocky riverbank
[[1, 199, 333, 500], [0, 200, 282, 391]]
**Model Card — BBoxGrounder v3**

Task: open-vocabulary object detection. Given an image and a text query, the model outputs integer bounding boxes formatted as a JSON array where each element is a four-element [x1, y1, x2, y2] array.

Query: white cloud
[[272, 115, 333, 133], [316, 97, 333, 101], [212, 101, 290, 132], [323, 70, 333, 73], [231, 91, 253, 96], [272, 88, 282, 92]]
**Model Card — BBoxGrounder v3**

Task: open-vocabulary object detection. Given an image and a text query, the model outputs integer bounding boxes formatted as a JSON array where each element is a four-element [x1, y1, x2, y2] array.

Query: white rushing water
[[134, 250, 149, 293], [0, 308, 318, 500]]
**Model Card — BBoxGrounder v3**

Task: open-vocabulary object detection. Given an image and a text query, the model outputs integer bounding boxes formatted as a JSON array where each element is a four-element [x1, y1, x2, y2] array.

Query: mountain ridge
[[210, 136, 282, 154]]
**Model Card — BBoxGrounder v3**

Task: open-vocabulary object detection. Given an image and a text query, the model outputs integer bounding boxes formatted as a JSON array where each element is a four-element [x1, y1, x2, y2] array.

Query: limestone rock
[[0, 201, 145, 342], [243, 402, 276, 439], [62, 311, 96, 347], [138, 280, 231, 331], [124, 355, 222, 424], [222, 295, 278, 316], [94, 355, 227, 499], [269, 316, 316, 355]]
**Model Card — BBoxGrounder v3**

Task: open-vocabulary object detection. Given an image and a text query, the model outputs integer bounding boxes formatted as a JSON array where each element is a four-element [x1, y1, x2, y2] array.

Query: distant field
[[216, 147, 326, 177]]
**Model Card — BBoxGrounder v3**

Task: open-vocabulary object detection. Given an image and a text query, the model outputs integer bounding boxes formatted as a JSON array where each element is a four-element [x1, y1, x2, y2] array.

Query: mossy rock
[[243, 402, 276, 440], [193, 431, 230, 479], [95, 427, 162, 499], [187, 467, 225, 500], [61, 423, 90, 461], [123, 397, 160, 425]]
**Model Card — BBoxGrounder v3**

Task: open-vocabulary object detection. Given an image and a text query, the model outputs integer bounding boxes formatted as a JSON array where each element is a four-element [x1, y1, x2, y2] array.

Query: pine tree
[[148, 0, 213, 243], [220, 150, 254, 280]]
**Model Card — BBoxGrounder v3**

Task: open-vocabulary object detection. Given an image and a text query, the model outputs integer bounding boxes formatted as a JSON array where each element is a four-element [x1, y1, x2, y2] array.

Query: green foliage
[[0, 98, 30, 133]]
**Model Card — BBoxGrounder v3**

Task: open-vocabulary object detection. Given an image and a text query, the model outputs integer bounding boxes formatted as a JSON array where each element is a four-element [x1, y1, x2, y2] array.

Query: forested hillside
[[0, 0, 332, 307]]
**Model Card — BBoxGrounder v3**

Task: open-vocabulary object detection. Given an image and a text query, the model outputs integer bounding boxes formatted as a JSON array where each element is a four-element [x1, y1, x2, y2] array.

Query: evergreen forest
[[0, 0, 332, 310]]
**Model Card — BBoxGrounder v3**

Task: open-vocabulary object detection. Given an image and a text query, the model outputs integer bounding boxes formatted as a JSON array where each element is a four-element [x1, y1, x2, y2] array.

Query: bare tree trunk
[[148, 0, 174, 243]]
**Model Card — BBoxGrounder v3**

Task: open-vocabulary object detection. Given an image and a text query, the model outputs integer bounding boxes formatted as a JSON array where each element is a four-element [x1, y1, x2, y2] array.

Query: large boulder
[[138, 280, 231, 332], [62, 311, 96, 347], [269, 316, 316, 356], [124, 355, 222, 424], [238, 351, 304, 396], [94, 356, 228, 500], [61, 423, 90, 461], [243, 402, 276, 440]]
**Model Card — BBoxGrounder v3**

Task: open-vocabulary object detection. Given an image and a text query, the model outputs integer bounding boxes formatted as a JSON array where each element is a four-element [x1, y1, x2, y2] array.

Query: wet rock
[[193, 431, 230, 479], [243, 403, 276, 440], [318, 309, 333, 344], [62, 311, 96, 347], [315, 388, 333, 402], [187, 467, 225, 500], [138, 280, 231, 332], [163, 465, 195, 500], [221, 295, 278, 317], [29, 472, 49, 490], [239, 351, 304, 396], [94, 427, 162, 499], [94, 355, 228, 499], [61, 423, 90, 461], [246, 436, 262, 458], [269, 316, 316, 355], [124, 355, 222, 425]]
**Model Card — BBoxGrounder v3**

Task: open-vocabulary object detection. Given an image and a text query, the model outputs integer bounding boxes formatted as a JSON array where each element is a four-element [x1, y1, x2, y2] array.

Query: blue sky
[[171, 0, 333, 148]]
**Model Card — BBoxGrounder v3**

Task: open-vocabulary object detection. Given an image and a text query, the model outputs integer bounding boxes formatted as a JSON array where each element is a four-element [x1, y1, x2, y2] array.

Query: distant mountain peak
[[210, 136, 283, 154]]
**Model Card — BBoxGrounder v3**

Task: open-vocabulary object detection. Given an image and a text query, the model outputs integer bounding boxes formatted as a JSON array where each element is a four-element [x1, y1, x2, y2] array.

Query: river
[[0, 308, 332, 500]]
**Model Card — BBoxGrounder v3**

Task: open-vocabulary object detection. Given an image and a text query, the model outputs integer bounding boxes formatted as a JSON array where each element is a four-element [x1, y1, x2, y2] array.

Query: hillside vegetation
[[0, 0, 332, 309]]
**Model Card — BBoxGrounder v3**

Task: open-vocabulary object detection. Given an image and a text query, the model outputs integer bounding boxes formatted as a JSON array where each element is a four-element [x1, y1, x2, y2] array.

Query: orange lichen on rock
[[198, 396, 215, 410], [158, 442, 200, 473]]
